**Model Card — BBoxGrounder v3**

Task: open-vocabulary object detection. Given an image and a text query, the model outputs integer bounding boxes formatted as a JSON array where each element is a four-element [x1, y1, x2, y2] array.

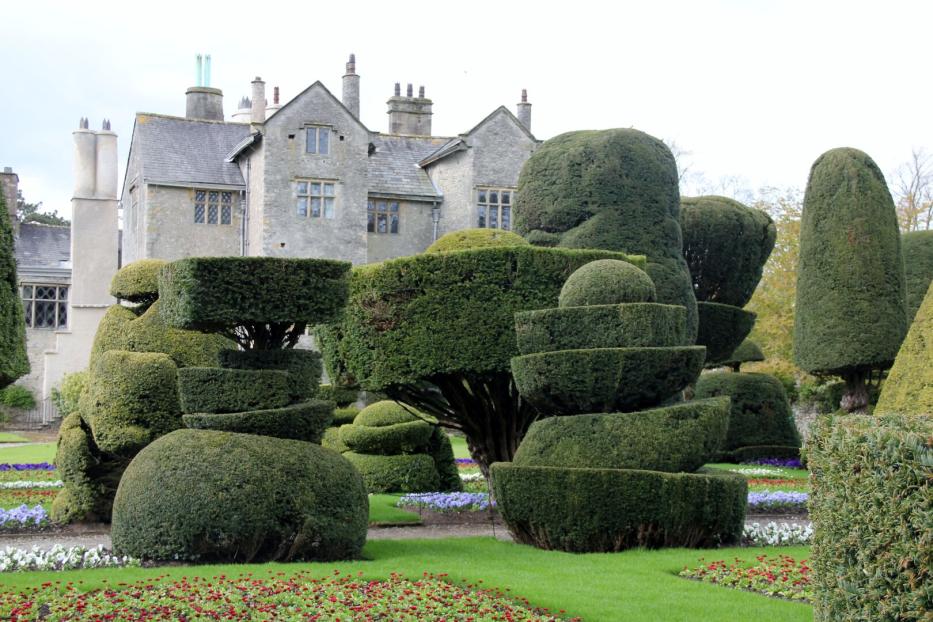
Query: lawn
[[0, 538, 813, 622], [449, 433, 470, 459], [0, 442, 56, 464], [368, 493, 421, 525], [0, 433, 30, 444]]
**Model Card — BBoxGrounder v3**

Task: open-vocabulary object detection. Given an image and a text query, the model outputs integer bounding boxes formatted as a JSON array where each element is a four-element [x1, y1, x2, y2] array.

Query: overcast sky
[[2, 0, 930, 219]]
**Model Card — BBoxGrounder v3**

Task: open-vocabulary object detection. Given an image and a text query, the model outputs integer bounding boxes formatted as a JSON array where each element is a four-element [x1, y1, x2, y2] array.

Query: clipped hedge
[[695, 302, 756, 366], [425, 228, 529, 253], [112, 429, 368, 562], [342, 451, 440, 493], [339, 420, 434, 455], [322, 427, 349, 453], [110, 259, 166, 305], [557, 259, 656, 307], [903, 230, 933, 323], [176, 368, 292, 414], [354, 400, 423, 427], [808, 413, 932, 621], [695, 372, 800, 454], [182, 399, 334, 443], [515, 303, 686, 355], [511, 346, 706, 415], [875, 280, 933, 415], [54, 371, 88, 418], [513, 397, 730, 473], [218, 348, 322, 400], [317, 384, 359, 408], [491, 464, 747, 552], [159, 257, 350, 330], [794, 147, 907, 376], [681, 196, 776, 307], [332, 406, 360, 426], [51, 414, 99, 523]]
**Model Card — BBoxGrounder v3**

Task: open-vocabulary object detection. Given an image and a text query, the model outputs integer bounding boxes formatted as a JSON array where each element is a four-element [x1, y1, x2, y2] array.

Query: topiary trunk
[[839, 370, 871, 414]]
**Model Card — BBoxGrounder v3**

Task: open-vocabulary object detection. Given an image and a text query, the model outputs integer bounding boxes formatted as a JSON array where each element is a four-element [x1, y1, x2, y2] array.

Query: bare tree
[[892, 148, 933, 232]]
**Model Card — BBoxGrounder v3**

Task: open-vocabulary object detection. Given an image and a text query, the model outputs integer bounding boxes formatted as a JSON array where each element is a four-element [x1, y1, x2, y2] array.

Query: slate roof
[[15, 223, 70, 270], [368, 135, 450, 200], [135, 114, 250, 187]]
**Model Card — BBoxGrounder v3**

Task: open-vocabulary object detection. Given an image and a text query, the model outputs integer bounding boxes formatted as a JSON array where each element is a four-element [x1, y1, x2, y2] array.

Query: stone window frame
[[305, 125, 331, 156], [367, 199, 400, 234], [476, 187, 514, 230], [296, 180, 337, 219], [194, 190, 233, 225], [21, 283, 68, 330]]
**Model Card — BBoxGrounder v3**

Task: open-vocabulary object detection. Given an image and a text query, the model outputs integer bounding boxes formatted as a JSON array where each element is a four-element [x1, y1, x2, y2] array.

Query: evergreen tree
[[0, 191, 28, 388]]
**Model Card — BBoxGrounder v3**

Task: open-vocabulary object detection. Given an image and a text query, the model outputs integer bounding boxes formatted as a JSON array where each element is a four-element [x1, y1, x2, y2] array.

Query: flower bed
[[729, 466, 786, 477], [0, 480, 63, 489], [0, 489, 57, 507], [679, 554, 812, 602], [398, 492, 494, 512], [0, 545, 137, 573], [744, 458, 803, 468], [0, 504, 48, 529], [0, 571, 577, 621], [747, 491, 808, 513], [743, 522, 813, 546], [747, 478, 808, 492], [0, 462, 56, 471]]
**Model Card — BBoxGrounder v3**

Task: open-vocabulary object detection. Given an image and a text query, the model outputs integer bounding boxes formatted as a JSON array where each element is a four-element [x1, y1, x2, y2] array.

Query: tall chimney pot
[[251, 77, 266, 125], [342, 53, 361, 119]]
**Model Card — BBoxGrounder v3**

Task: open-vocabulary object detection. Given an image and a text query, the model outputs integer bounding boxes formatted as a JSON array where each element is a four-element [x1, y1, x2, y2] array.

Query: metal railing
[[11, 398, 61, 430]]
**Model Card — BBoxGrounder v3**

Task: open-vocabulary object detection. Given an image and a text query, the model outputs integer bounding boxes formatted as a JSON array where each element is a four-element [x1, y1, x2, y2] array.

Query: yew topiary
[[875, 281, 933, 415], [425, 228, 529, 253], [109, 259, 166, 306], [902, 230, 933, 324], [557, 259, 656, 307], [0, 192, 28, 388], [794, 148, 908, 412]]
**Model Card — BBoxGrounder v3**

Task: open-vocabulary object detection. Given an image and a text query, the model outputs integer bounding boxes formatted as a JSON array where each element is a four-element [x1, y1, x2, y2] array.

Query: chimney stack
[[517, 89, 532, 132], [266, 86, 283, 117], [251, 77, 266, 125], [387, 82, 433, 136], [186, 54, 224, 121], [0, 166, 18, 237], [231, 96, 251, 123], [73, 118, 118, 201], [342, 53, 361, 119]]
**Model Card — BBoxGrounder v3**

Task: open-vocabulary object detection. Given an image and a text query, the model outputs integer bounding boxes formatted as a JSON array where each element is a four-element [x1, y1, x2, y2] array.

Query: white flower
[[0, 480, 64, 489], [743, 521, 813, 546]]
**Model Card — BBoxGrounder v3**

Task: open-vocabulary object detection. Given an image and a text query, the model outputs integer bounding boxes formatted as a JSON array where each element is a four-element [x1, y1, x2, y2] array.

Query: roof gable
[[15, 223, 71, 270], [465, 106, 536, 142], [264, 81, 369, 133]]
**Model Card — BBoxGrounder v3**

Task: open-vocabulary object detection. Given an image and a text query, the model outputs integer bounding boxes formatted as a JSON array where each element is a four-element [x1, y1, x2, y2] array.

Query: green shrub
[[82, 351, 181, 456], [491, 464, 746, 552], [110, 259, 167, 306], [902, 230, 933, 324], [0, 191, 28, 389], [322, 427, 349, 453], [515, 303, 686, 355], [721, 445, 801, 462], [794, 148, 907, 410], [513, 397, 730, 473], [339, 420, 434, 455], [425, 228, 529, 253], [513, 128, 697, 340], [0, 384, 35, 409], [695, 302, 756, 366], [557, 259, 656, 307], [427, 427, 462, 492], [681, 196, 776, 308], [218, 348, 322, 401], [316, 384, 359, 408], [807, 413, 932, 621], [524, 230, 560, 247], [176, 368, 292, 414], [875, 281, 933, 415], [183, 400, 334, 443], [717, 339, 765, 371], [511, 346, 706, 415], [51, 414, 99, 523], [53, 371, 88, 417], [695, 372, 800, 454], [112, 429, 368, 562], [332, 406, 359, 426], [342, 451, 440, 493], [354, 400, 423, 427]]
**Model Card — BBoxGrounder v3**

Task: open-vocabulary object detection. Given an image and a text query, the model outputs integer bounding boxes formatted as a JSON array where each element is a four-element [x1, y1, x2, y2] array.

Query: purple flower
[[0, 463, 56, 472], [747, 491, 809, 511], [455, 458, 476, 465], [744, 458, 803, 468], [397, 492, 494, 512], [0, 504, 48, 527]]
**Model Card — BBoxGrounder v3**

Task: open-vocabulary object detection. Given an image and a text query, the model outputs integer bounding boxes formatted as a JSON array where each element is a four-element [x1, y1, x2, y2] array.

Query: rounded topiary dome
[[558, 260, 656, 308], [425, 228, 529, 253], [355, 400, 424, 427]]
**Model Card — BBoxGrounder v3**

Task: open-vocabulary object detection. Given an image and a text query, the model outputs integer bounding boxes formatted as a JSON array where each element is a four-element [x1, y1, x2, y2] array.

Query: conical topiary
[[875, 281, 933, 415], [794, 148, 908, 412]]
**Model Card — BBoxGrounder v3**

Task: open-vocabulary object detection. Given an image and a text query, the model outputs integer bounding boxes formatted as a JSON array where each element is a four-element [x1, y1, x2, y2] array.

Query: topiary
[[109, 259, 167, 307], [425, 228, 529, 253], [182, 400, 334, 443], [514, 128, 698, 340], [718, 339, 765, 372], [218, 349, 322, 401], [341, 452, 440, 494], [875, 280, 933, 415], [557, 259, 656, 307], [902, 229, 933, 324], [694, 302, 756, 367], [176, 368, 293, 414], [111, 429, 368, 562], [794, 148, 908, 412], [0, 191, 28, 389]]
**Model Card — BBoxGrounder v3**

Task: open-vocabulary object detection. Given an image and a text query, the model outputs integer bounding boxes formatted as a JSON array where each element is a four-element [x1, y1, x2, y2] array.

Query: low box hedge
[[177, 368, 292, 414], [182, 400, 334, 443]]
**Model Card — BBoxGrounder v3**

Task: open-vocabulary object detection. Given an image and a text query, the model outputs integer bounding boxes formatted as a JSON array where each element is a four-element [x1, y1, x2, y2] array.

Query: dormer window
[[306, 125, 330, 155]]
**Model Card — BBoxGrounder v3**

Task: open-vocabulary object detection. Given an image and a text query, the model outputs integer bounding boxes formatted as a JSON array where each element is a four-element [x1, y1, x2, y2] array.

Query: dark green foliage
[[110, 259, 167, 306], [511, 346, 706, 415], [718, 339, 765, 371], [515, 303, 686, 355], [53, 371, 88, 418], [176, 368, 292, 414], [695, 372, 800, 455], [354, 400, 423, 427], [695, 302, 756, 366], [342, 451, 440, 493], [524, 230, 560, 247], [112, 429, 369, 562], [0, 384, 35, 409], [514, 128, 697, 340], [513, 397, 730, 473], [425, 228, 529, 253], [332, 406, 360, 425], [159, 257, 350, 349], [875, 280, 933, 415], [51, 414, 100, 523], [0, 192, 28, 389], [317, 384, 359, 408], [807, 413, 932, 621], [218, 348, 322, 401], [182, 399, 334, 443], [321, 427, 348, 453], [427, 427, 462, 492], [794, 148, 907, 378], [557, 259, 656, 307], [91, 301, 232, 368], [491, 464, 747, 552], [681, 196, 776, 307], [902, 230, 933, 324], [339, 420, 434, 455]]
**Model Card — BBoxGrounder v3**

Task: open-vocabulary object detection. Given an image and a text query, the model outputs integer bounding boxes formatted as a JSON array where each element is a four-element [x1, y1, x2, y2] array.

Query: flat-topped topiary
[[425, 228, 529, 253], [182, 400, 334, 443]]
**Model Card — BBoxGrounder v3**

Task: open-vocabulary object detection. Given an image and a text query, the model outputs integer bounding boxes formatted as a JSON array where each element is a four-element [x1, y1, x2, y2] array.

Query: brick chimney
[[387, 82, 433, 136], [0, 166, 19, 236]]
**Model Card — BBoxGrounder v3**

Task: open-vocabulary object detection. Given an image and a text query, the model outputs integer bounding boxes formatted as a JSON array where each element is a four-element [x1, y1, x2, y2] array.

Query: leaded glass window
[[476, 188, 513, 231], [194, 190, 233, 225], [21, 284, 68, 329], [367, 200, 400, 234], [305, 126, 331, 155], [297, 181, 336, 219]]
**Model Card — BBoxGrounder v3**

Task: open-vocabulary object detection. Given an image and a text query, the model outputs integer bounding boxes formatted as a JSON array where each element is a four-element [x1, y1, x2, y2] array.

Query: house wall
[[470, 112, 537, 190], [426, 148, 474, 235], [365, 199, 436, 262], [120, 131, 144, 265], [143, 185, 242, 260]]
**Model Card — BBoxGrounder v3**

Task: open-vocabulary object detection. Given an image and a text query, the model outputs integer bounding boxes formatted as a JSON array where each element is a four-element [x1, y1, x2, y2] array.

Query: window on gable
[[21, 284, 68, 329], [367, 200, 399, 234], [194, 190, 234, 225], [297, 180, 336, 219], [477, 187, 513, 230], [306, 126, 331, 155]]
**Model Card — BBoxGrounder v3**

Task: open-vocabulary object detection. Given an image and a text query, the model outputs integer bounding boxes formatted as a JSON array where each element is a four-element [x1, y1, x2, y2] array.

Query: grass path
[[0, 442, 56, 464]]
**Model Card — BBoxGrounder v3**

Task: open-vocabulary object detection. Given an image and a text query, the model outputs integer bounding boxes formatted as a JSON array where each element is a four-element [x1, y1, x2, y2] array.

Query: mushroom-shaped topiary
[[425, 228, 529, 253], [558, 259, 656, 308], [718, 339, 765, 372], [109, 259, 167, 307]]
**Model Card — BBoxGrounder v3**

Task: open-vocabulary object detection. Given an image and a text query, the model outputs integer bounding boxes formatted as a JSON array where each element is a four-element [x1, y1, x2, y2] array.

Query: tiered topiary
[[334, 400, 461, 493], [719, 339, 765, 372], [425, 228, 529, 253], [514, 128, 699, 341], [902, 229, 933, 324], [492, 260, 746, 553], [52, 261, 234, 524], [111, 257, 368, 563]]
